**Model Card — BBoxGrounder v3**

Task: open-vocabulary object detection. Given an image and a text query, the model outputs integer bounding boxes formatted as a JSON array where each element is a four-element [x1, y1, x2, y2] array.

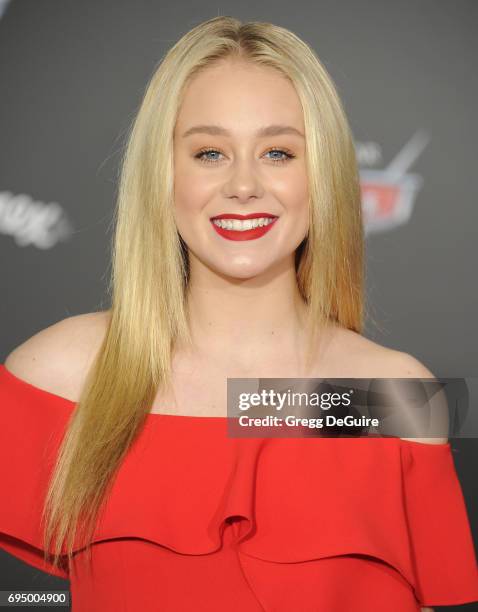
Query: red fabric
[[1, 362, 478, 611]]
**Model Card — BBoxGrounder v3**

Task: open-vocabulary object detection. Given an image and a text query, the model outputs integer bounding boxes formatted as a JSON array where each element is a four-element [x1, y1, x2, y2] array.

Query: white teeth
[[212, 217, 276, 231]]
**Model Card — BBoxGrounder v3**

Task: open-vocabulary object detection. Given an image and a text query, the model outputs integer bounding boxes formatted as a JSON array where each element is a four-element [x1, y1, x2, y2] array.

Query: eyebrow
[[181, 124, 305, 139]]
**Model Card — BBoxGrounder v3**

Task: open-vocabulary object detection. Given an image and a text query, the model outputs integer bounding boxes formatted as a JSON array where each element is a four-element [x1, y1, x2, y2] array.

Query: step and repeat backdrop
[[0, 1, 476, 608]]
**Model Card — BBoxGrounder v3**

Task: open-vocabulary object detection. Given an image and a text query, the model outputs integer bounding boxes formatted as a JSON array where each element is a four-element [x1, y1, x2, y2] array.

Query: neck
[[182, 253, 313, 372]]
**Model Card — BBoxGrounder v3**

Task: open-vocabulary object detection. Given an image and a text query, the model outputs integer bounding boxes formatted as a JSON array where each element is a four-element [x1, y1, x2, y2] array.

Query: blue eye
[[195, 149, 223, 164], [194, 148, 296, 165], [265, 149, 295, 163]]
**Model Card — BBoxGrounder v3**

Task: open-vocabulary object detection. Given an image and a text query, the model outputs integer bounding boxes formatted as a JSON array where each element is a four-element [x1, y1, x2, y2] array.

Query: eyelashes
[[194, 147, 296, 165]]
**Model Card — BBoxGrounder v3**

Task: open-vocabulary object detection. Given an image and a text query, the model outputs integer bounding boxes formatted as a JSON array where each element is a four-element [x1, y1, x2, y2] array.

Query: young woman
[[1, 15, 477, 612]]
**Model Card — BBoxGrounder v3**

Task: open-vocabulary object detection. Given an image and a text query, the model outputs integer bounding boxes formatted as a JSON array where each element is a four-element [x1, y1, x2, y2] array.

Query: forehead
[[175, 59, 304, 134]]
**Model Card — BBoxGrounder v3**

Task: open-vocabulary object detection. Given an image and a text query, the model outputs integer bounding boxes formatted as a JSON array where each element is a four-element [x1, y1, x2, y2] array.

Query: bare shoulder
[[327, 326, 448, 445], [4, 310, 111, 401], [327, 326, 435, 377], [380, 349, 449, 445]]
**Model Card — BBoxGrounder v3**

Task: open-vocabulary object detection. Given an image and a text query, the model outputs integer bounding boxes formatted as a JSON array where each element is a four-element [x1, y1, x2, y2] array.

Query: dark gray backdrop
[[0, 1, 476, 610]]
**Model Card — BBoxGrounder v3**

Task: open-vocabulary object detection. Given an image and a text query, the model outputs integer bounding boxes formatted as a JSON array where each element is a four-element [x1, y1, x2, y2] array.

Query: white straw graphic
[[383, 130, 431, 182]]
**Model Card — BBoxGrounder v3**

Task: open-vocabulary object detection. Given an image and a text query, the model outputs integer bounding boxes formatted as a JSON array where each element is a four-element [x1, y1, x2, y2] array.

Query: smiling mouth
[[210, 215, 278, 241], [211, 216, 277, 231]]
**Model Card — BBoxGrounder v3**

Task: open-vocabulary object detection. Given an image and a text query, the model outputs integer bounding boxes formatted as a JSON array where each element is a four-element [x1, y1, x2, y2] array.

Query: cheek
[[174, 172, 210, 219], [279, 172, 309, 219], [174, 152, 218, 210], [281, 174, 309, 245]]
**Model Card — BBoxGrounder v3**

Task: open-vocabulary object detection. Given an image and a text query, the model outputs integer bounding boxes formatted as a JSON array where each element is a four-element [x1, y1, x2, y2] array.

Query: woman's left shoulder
[[330, 328, 448, 445], [331, 327, 434, 378], [378, 348, 436, 379]]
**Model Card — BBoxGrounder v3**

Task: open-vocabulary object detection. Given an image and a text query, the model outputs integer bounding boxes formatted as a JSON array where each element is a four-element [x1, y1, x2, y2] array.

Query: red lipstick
[[210, 213, 278, 241]]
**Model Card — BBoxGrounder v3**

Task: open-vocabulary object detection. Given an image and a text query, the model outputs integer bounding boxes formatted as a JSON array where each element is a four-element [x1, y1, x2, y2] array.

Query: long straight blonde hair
[[42, 15, 364, 571]]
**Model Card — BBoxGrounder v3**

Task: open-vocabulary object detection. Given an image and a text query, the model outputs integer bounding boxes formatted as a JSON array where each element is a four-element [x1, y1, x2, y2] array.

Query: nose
[[221, 158, 265, 203]]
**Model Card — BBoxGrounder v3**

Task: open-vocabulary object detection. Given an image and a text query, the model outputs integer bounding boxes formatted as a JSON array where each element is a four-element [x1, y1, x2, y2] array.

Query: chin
[[214, 262, 271, 281]]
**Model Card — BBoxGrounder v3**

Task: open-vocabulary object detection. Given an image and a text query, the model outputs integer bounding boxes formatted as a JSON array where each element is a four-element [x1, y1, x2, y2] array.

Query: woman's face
[[173, 58, 309, 280]]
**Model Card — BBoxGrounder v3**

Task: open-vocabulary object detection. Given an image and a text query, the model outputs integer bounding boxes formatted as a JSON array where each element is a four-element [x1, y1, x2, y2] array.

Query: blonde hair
[[42, 15, 364, 571]]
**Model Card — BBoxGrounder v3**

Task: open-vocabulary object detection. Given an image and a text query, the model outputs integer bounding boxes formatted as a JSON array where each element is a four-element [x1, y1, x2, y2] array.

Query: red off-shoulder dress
[[1, 363, 478, 611]]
